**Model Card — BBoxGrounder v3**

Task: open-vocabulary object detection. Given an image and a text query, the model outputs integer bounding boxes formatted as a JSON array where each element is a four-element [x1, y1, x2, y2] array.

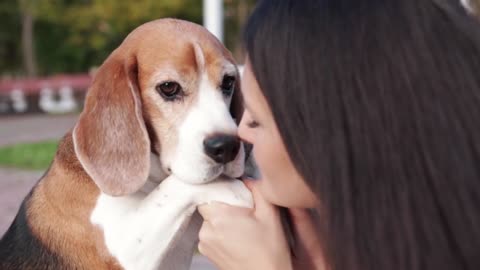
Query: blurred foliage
[[0, 0, 256, 76], [0, 140, 58, 170], [35, 0, 202, 75], [0, 1, 22, 74], [224, 0, 257, 62]]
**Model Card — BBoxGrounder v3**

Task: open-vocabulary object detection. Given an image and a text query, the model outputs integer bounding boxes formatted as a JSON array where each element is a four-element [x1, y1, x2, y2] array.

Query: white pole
[[203, 0, 224, 43]]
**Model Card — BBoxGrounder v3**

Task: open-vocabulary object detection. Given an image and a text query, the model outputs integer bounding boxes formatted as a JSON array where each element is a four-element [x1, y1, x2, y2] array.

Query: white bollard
[[203, 0, 224, 43], [39, 87, 56, 113], [39, 86, 78, 114], [58, 85, 77, 112], [10, 88, 28, 113]]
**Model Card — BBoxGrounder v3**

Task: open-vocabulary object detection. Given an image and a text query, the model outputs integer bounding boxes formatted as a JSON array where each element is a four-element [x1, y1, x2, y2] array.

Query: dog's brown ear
[[73, 53, 150, 196], [230, 74, 244, 125]]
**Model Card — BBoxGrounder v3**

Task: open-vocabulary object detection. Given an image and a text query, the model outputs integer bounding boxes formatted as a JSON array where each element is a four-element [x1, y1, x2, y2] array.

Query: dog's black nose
[[203, 135, 241, 164]]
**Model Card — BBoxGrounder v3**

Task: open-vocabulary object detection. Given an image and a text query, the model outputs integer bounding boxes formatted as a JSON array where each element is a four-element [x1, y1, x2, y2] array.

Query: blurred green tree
[[224, 0, 257, 62], [0, 0, 22, 76], [34, 0, 203, 75], [19, 0, 38, 76], [0, 0, 256, 76]]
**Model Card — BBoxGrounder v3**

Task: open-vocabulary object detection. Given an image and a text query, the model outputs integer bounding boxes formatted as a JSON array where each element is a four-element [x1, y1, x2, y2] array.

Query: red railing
[[0, 74, 92, 94]]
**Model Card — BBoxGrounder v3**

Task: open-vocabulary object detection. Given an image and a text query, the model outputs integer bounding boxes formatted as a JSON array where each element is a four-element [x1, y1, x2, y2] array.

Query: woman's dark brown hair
[[244, 0, 480, 269]]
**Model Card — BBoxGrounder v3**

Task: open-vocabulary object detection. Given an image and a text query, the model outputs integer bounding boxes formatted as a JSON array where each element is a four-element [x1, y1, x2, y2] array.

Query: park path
[[0, 114, 217, 270]]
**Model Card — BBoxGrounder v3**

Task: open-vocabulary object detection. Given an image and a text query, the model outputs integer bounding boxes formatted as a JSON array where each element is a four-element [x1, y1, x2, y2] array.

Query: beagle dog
[[0, 19, 252, 270]]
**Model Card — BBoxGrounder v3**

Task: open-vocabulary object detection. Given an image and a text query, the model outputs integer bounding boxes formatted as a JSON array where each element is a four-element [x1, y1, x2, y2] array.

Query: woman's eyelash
[[247, 120, 260, 128]]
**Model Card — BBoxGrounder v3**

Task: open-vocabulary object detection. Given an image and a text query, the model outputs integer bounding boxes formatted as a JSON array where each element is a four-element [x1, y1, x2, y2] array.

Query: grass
[[0, 140, 59, 170]]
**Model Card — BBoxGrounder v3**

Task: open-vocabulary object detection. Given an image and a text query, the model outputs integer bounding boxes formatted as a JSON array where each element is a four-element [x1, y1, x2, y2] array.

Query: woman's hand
[[197, 180, 293, 270]]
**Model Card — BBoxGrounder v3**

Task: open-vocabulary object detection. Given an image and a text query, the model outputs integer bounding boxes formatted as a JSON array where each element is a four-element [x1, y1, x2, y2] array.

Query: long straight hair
[[244, 1, 480, 269]]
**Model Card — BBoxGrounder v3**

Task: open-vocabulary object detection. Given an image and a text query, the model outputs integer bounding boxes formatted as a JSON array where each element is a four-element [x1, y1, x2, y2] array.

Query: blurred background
[[0, 1, 256, 269], [3, 0, 480, 269]]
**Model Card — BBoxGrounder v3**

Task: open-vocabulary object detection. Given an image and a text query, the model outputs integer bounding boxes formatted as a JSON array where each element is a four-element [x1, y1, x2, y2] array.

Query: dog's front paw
[[195, 177, 253, 208]]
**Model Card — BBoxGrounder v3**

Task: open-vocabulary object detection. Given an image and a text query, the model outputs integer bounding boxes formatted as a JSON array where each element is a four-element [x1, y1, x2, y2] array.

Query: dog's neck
[[138, 153, 202, 270], [90, 184, 199, 270], [29, 135, 197, 270], [88, 152, 197, 269], [144, 154, 205, 270], [90, 175, 254, 270], [138, 153, 169, 194], [21, 133, 122, 269], [30, 134, 250, 270]]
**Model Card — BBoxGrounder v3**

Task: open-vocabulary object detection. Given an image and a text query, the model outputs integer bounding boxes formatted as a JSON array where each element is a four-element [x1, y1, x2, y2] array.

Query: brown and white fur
[[0, 19, 252, 270]]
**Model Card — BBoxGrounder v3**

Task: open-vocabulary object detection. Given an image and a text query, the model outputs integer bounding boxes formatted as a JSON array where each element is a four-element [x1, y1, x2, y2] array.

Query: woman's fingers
[[197, 203, 214, 222], [196, 181, 294, 270], [244, 179, 278, 218], [198, 219, 215, 255], [198, 202, 251, 224]]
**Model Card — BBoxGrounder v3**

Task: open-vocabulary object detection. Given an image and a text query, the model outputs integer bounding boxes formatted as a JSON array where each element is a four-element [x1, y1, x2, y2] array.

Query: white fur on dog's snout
[[171, 73, 244, 184]]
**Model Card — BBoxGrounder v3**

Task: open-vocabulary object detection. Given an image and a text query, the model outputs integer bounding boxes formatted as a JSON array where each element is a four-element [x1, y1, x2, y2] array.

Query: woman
[[198, 1, 480, 269]]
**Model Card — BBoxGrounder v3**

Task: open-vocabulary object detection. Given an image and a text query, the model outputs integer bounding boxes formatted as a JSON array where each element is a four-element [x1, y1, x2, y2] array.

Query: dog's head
[[73, 19, 245, 196]]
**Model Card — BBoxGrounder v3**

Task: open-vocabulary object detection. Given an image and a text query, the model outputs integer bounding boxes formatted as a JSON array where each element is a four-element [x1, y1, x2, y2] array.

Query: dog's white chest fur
[[90, 175, 253, 270]]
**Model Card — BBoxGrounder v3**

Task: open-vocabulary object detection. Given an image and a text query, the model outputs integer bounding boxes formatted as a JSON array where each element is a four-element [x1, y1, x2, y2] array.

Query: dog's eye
[[156, 82, 182, 101], [221, 75, 235, 96]]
